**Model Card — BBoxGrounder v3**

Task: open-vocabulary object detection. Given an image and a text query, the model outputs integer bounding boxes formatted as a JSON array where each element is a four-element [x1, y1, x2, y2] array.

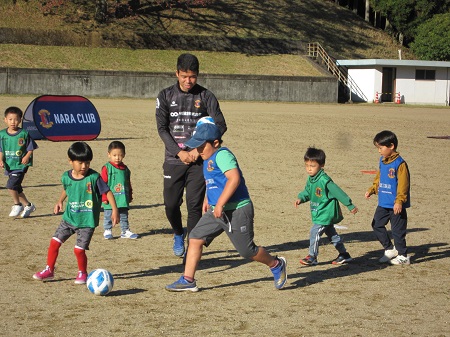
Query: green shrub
[[411, 13, 450, 61]]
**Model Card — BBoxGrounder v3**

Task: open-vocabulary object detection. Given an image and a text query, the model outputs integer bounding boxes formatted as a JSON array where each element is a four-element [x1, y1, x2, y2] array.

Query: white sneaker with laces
[[9, 204, 24, 217], [121, 230, 138, 239], [379, 247, 398, 263], [390, 255, 410, 265], [21, 203, 36, 218]]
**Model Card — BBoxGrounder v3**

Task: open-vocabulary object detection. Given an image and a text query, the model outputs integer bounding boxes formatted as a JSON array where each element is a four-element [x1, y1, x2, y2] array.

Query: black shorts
[[6, 170, 28, 193]]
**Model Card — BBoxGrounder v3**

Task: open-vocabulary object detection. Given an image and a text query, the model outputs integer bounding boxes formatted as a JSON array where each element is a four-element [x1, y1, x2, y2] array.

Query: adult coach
[[155, 53, 227, 257]]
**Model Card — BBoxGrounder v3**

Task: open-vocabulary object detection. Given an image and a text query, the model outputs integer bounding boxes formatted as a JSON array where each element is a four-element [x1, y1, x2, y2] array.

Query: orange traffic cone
[[395, 92, 401, 104], [374, 91, 379, 104]]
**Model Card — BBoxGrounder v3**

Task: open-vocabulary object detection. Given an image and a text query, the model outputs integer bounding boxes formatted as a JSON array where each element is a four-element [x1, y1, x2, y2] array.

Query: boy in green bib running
[[0, 106, 38, 218], [33, 142, 119, 284]]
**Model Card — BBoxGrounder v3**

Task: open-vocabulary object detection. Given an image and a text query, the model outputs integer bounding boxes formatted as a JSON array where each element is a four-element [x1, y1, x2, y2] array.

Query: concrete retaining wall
[[0, 68, 337, 103]]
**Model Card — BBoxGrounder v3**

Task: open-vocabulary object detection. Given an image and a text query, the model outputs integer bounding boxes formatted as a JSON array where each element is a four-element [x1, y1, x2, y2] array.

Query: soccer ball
[[196, 116, 214, 127], [86, 269, 114, 296]]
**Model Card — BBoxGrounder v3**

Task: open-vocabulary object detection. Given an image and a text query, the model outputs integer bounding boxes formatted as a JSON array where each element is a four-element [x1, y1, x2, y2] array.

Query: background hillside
[[0, 0, 411, 75]]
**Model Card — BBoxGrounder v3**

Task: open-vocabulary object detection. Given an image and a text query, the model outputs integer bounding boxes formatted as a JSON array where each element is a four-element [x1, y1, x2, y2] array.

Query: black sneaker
[[332, 252, 352, 265]]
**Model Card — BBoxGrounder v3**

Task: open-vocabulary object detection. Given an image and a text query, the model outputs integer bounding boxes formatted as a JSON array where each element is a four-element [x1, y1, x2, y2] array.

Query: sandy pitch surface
[[0, 96, 449, 336]]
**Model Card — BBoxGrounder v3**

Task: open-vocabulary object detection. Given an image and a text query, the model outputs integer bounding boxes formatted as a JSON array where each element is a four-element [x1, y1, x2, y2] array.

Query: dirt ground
[[0, 96, 449, 337]]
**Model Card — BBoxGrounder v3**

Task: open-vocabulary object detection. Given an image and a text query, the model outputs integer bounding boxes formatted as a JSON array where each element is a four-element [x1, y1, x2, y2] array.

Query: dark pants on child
[[163, 161, 205, 236], [371, 206, 408, 256]]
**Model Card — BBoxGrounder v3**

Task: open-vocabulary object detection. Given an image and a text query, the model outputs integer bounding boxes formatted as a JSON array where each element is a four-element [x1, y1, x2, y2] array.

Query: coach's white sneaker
[[379, 247, 398, 263]]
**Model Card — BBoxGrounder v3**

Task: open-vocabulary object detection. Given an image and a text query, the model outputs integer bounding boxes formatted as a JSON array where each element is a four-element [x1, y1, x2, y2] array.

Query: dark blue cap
[[185, 123, 221, 148]]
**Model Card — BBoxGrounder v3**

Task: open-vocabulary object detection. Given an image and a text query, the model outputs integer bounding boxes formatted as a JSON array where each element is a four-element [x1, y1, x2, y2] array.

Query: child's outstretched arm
[[294, 199, 302, 208], [105, 190, 119, 225], [365, 171, 380, 199], [295, 186, 310, 208], [328, 181, 358, 214], [54, 190, 67, 214], [350, 207, 358, 214]]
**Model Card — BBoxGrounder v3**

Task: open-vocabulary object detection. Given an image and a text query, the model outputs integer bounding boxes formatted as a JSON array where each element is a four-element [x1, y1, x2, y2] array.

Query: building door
[[382, 67, 395, 102]]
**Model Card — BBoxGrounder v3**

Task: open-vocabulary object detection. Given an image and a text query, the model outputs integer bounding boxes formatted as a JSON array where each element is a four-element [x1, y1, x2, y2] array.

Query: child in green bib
[[101, 141, 138, 239], [33, 142, 119, 284], [0, 106, 38, 218]]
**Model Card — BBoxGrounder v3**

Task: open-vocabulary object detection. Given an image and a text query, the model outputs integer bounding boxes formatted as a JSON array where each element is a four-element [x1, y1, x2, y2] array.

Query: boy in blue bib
[[365, 130, 411, 265], [165, 123, 287, 291]]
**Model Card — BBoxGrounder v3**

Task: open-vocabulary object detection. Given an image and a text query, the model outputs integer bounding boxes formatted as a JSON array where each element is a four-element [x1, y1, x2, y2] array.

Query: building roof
[[336, 59, 450, 68]]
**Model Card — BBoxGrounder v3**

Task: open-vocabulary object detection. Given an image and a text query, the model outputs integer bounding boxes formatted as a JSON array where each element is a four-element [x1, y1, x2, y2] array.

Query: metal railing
[[307, 42, 368, 102]]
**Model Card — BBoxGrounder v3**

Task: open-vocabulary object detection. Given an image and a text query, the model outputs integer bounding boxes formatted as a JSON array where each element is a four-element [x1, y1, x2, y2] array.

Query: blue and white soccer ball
[[196, 116, 215, 127], [86, 269, 114, 296]]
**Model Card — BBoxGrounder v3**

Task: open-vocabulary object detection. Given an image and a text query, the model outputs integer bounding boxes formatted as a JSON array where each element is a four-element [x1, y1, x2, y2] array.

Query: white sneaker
[[379, 247, 398, 263], [9, 204, 24, 217], [121, 230, 138, 239], [390, 255, 410, 265], [103, 229, 113, 240], [21, 203, 36, 218]]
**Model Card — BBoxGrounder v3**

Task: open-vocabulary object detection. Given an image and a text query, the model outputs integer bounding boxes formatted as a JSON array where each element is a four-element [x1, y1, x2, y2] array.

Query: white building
[[337, 59, 450, 105]]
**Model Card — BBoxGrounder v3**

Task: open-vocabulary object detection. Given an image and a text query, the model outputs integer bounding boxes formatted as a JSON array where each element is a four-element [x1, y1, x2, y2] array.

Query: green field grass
[[0, 44, 326, 76]]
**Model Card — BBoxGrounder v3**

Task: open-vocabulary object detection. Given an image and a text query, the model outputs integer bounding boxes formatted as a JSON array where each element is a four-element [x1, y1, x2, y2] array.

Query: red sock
[[74, 247, 87, 274], [47, 238, 62, 271]]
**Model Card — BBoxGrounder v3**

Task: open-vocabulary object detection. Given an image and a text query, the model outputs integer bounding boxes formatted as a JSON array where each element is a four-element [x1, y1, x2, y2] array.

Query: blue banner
[[23, 95, 101, 141]]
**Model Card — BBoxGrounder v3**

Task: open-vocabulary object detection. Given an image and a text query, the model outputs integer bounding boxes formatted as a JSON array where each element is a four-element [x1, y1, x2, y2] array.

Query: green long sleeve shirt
[[297, 169, 355, 225]]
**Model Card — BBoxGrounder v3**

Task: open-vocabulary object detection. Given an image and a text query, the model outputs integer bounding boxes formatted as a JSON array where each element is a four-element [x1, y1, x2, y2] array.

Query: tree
[[411, 13, 450, 61], [365, 0, 370, 22], [370, 0, 450, 45]]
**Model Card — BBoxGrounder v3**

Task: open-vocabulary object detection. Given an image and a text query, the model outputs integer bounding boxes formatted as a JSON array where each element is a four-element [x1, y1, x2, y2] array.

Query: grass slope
[[0, 45, 327, 76], [0, 0, 409, 74]]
